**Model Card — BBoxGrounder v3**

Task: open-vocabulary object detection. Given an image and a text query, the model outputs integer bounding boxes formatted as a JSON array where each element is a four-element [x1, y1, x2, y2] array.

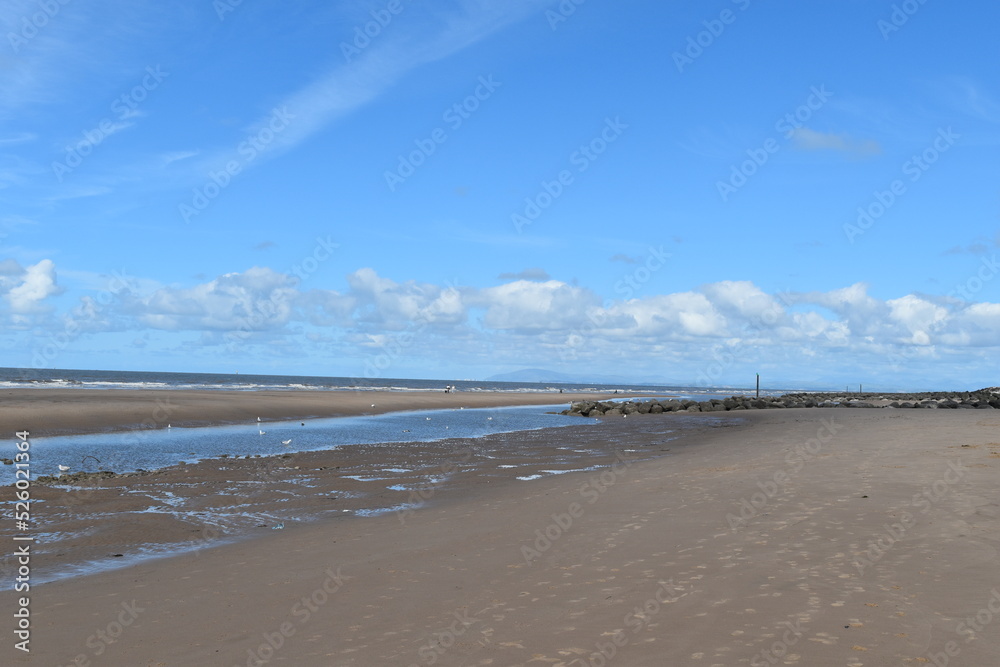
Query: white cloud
[[701, 280, 782, 321], [2, 258, 60, 315], [8, 264, 1000, 386], [476, 280, 598, 331], [886, 295, 948, 344], [130, 266, 298, 332], [348, 267, 465, 329], [69, 269, 1000, 356]]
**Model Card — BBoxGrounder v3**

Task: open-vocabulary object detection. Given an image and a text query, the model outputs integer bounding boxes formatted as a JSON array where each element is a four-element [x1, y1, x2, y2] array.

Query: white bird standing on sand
[[257, 417, 262, 422]]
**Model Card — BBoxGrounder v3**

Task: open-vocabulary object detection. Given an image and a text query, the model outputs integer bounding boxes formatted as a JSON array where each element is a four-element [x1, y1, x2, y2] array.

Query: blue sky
[[1, 0, 998, 390]]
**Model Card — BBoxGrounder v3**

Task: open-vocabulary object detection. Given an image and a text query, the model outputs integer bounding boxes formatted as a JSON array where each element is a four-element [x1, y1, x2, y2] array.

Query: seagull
[[281, 439, 292, 445], [371, 404, 376, 408], [167, 424, 171, 428], [259, 430, 266, 435], [272, 522, 284, 530], [426, 417, 431, 420], [58, 465, 70, 473], [257, 417, 261, 422], [487, 417, 493, 420]]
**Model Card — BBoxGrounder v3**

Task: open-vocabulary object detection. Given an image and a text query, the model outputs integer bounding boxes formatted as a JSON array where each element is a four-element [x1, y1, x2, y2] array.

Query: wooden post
[[756, 373, 759, 399]]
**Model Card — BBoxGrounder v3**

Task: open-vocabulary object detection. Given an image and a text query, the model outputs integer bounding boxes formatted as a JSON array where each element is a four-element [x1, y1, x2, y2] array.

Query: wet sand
[[2, 408, 1000, 665], [0, 388, 626, 436]]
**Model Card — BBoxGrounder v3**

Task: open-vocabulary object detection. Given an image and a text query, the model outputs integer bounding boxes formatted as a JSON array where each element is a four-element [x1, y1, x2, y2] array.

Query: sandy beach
[[0, 388, 627, 436], [3, 395, 1000, 665]]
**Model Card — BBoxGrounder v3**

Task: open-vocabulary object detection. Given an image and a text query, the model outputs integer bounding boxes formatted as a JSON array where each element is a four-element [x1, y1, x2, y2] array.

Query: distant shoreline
[[0, 388, 628, 437]]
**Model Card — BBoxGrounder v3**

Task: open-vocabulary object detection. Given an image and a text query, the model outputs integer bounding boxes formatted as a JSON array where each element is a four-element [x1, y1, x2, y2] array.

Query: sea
[[0, 366, 761, 396]]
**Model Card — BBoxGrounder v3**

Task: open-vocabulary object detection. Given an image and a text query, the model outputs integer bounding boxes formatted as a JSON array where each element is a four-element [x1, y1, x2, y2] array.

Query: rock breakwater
[[562, 389, 1000, 417]]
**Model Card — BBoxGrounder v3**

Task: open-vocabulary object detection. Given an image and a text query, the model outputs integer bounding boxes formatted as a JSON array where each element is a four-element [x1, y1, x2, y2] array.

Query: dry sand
[[2, 401, 1000, 666]]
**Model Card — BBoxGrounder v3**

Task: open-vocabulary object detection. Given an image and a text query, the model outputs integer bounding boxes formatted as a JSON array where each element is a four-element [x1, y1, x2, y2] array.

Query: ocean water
[[0, 366, 759, 395]]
